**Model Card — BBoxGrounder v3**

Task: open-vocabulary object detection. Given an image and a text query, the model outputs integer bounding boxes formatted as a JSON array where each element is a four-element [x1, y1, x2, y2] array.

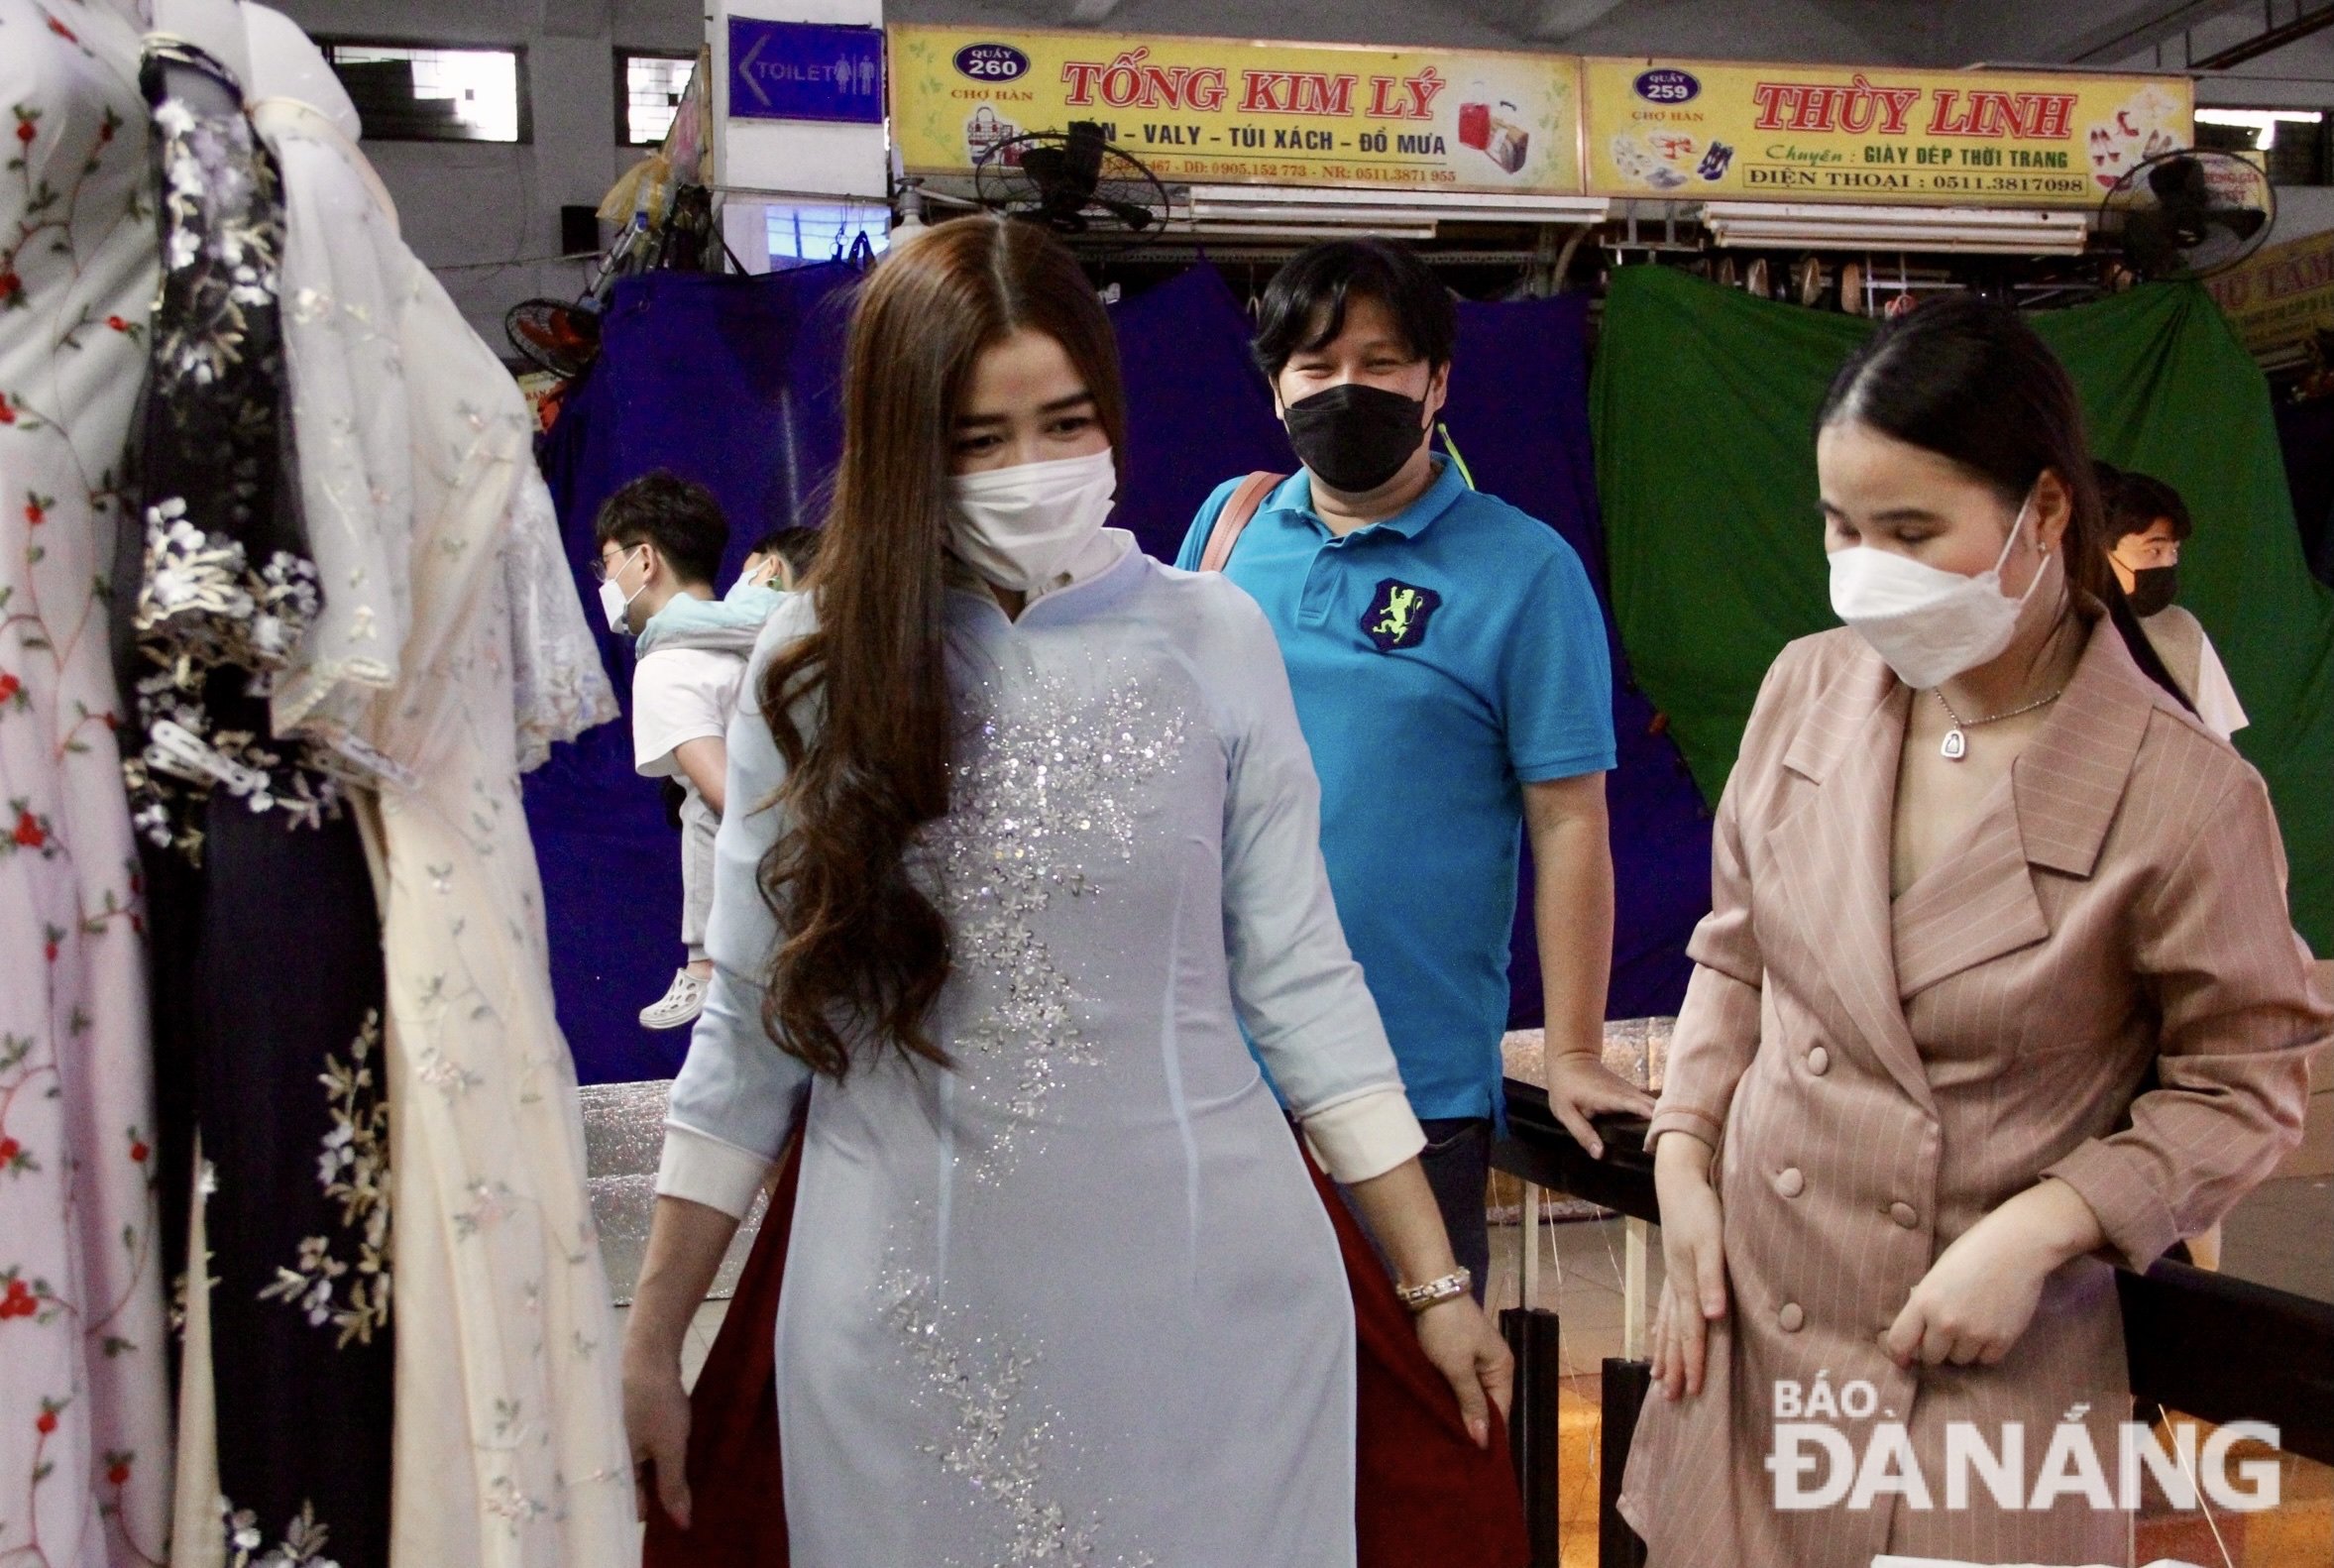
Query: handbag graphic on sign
[[1486, 101, 1529, 174], [1459, 85, 1529, 174]]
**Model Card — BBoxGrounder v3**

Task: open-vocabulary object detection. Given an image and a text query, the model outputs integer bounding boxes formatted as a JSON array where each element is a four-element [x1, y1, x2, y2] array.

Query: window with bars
[[763, 202, 888, 270], [619, 51, 699, 147], [319, 41, 527, 143]]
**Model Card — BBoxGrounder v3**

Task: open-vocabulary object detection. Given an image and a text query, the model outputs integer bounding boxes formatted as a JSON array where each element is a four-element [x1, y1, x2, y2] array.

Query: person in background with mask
[[2096, 462, 2249, 742], [622, 216, 1511, 1567], [2096, 465, 2254, 1276], [1618, 294, 2326, 1568], [595, 471, 746, 1030], [1176, 238, 1647, 1297], [735, 524, 824, 596], [653, 526, 821, 836]]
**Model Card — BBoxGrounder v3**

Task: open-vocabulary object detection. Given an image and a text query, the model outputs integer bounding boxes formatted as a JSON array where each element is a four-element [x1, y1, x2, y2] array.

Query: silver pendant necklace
[[1933, 686, 2063, 760]]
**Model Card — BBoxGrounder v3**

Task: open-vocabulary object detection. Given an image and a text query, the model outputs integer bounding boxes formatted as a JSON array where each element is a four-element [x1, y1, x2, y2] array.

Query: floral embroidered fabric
[[0, 1, 174, 1557], [128, 37, 395, 1568], [257, 1006, 390, 1348], [222, 1497, 338, 1567], [120, 37, 335, 864], [247, 52, 633, 1564], [502, 466, 618, 771]]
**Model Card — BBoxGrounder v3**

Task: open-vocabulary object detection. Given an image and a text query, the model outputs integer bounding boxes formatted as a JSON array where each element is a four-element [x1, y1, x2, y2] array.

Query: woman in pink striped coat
[[1618, 294, 2328, 1568]]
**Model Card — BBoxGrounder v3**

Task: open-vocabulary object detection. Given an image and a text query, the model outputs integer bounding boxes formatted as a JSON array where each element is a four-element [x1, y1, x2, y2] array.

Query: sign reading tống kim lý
[[1583, 57, 2194, 206], [886, 23, 1584, 196]]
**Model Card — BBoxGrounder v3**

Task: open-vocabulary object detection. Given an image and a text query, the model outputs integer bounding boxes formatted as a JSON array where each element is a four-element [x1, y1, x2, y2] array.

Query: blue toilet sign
[[726, 19, 885, 124]]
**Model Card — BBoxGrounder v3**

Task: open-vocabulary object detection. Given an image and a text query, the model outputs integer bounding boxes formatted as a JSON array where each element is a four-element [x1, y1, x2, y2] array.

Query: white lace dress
[[250, 52, 635, 1568]]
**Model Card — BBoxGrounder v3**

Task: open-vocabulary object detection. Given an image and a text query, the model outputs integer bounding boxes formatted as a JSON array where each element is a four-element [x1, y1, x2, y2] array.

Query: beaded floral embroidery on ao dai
[[662, 544, 1426, 1567]]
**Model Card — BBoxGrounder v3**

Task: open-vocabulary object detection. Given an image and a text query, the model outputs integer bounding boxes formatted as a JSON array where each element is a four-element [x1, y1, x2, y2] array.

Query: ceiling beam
[[2193, 0, 2334, 66], [537, 0, 611, 42], [2015, 0, 2254, 63], [1529, 0, 1631, 40]]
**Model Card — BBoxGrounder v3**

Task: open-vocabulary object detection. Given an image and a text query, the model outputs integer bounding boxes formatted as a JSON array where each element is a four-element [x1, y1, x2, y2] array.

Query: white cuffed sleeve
[[657, 964, 803, 1218], [655, 1122, 773, 1219], [1298, 1085, 1427, 1185]]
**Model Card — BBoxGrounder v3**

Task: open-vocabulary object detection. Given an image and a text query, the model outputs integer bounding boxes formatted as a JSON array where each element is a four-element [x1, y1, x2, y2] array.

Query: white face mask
[[1827, 493, 2054, 690], [599, 547, 646, 634], [945, 449, 1117, 593]]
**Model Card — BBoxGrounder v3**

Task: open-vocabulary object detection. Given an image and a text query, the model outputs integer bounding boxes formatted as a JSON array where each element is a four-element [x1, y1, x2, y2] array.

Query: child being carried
[[595, 473, 817, 1030]]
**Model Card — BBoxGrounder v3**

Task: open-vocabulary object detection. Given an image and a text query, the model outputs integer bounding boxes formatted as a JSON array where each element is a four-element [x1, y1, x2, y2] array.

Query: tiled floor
[[2217, 1174, 2333, 1303]]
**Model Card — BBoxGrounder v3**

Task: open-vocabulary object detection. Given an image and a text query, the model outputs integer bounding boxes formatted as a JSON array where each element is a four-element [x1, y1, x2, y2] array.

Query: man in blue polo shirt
[[1176, 238, 1652, 1297]]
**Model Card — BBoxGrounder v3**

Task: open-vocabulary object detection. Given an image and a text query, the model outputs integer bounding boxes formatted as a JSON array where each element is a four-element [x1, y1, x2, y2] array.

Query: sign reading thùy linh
[[1584, 58, 2194, 206], [886, 23, 1583, 196]]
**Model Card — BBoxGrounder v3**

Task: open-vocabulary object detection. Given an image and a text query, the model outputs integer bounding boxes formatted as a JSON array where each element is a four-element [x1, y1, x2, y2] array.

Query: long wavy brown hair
[[756, 217, 1129, 1077]]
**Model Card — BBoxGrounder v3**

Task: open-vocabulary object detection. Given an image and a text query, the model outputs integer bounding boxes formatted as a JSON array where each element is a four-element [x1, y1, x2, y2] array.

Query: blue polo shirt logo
[[1362, 579, 1441, 651]]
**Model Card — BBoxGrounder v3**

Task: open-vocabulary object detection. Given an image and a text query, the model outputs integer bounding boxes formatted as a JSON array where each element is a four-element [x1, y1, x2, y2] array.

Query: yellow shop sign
[[888, 24, 1584, 196], [1583, 58, 2194, 207], [2206, 229, 2334, 363]]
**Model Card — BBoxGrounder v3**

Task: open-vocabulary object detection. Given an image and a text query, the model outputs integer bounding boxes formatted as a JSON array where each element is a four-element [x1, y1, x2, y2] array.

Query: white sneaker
[[640, 968, 709, 1030]]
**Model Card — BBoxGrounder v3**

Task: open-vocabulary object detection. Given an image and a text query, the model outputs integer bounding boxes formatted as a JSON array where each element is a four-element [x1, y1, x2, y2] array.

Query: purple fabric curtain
[[528, 261, 1707, 1084]]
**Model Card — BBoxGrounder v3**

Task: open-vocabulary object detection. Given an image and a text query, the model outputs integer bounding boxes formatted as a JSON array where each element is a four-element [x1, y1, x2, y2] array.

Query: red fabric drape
[[639, 1130, 799, 1566], [643, 1130, 1529, 1567]]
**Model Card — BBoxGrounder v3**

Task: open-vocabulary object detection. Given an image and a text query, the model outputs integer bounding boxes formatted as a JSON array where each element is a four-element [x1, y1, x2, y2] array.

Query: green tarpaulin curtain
[[1595, 266, 2334, 952]]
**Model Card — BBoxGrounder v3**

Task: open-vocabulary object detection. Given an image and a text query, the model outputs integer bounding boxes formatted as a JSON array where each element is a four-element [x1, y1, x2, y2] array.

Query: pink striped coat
[[1617, 616, 2328, 1568]]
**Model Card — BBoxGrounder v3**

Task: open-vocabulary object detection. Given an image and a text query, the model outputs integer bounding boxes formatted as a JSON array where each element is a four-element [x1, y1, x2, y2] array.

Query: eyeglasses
[[591, 544, 643, 584]]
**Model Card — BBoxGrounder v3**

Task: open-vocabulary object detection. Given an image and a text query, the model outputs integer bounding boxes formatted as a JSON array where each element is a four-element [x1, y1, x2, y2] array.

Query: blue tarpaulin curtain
[[529, 261, 1711, 1084], [527, 263, 857, 1084]]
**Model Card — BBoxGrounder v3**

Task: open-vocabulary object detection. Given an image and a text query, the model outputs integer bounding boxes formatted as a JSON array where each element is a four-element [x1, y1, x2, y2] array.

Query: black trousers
[[1415, 1116, 1495, 1304]]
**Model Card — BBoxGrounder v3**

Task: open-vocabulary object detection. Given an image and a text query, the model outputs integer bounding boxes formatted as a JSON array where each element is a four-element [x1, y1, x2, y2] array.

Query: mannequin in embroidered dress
[[1619, 294, 2326, 1568], [122, 2, 396, 1560], [623, 218, 1512, 1566], [242, 10, 635, 1566], [0, 3, 175, 1561]]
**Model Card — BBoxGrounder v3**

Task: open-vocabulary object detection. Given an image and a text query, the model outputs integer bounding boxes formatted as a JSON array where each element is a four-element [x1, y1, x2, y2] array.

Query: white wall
[[272, 0, 701, 346]]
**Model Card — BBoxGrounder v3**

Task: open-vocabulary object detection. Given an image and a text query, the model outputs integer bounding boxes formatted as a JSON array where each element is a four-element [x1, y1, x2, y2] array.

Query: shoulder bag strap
[[1198, 471, 1287, 574]]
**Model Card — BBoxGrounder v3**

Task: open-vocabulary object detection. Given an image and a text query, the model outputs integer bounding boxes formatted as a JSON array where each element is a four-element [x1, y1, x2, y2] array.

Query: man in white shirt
[[595, 472, 750, 1030], [2097, 464, 2249, 742]]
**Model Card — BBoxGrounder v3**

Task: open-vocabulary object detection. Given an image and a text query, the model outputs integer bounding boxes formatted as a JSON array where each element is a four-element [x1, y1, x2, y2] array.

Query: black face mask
[[1282, 383, 1429, 495], [2125, 563, 2178, 617]]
